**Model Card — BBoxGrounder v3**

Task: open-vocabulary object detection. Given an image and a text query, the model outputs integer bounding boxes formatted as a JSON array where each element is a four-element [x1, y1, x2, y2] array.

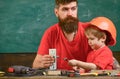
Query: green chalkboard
[[0, 0, 120, 53]]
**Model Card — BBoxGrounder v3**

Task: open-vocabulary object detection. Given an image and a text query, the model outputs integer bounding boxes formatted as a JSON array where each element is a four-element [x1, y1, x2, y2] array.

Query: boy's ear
[[101, 34, 107, 42]]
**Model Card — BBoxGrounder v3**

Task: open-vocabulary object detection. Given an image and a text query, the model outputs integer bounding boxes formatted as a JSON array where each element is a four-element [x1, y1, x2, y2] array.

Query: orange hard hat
[[90, 16, 117, 46]]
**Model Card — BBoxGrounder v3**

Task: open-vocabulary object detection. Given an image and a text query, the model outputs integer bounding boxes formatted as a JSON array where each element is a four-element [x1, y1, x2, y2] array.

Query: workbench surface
[[0, 76, 120, 79]]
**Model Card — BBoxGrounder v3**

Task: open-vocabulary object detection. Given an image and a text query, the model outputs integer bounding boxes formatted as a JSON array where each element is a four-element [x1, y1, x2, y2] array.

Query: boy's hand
[[68, 59, 78, 66]]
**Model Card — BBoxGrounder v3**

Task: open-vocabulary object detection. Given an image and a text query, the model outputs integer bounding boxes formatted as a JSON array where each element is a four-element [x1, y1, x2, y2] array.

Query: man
[[33, 0, 90, 70]]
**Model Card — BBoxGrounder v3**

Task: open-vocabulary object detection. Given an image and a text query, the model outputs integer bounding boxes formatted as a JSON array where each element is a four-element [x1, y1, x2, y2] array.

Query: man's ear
[[54, 8, 58, 17]]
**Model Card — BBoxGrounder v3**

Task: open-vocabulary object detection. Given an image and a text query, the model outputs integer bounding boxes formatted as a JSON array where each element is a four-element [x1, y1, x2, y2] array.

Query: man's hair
[[85, 25, 111, 45], [55, 0, 78, 8]]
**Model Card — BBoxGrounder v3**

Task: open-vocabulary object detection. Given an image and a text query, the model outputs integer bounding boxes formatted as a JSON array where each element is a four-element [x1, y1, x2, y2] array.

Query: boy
[[68, 17, 117, 72]]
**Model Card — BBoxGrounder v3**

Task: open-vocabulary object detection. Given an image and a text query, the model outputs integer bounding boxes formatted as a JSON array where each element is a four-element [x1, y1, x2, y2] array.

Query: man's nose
[[67, 10, 73, 16]]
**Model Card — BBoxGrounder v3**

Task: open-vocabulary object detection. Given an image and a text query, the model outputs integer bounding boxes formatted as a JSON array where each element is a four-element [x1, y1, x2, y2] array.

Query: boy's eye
[[90, 38, 94, 40], [89, 38, 94, 40]]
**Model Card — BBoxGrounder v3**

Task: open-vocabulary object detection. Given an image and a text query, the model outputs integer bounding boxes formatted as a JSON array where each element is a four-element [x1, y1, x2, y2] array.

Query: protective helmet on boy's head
[[90, 16, 116, 46]]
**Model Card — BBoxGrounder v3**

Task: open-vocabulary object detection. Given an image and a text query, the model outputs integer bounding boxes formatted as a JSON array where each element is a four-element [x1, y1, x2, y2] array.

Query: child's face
[[86, 33, 105, 50]]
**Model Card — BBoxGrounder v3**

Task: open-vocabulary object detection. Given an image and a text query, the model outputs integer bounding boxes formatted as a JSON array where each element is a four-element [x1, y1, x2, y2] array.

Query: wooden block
[[90, 70, 120, 74], [0, 71, 5, 77], [80, 73, 98, 76], [46, 70, 61, 76]]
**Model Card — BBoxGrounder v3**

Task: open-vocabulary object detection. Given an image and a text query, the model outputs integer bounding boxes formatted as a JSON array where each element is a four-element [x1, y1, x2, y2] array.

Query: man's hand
[[33, 54, 54, 69]]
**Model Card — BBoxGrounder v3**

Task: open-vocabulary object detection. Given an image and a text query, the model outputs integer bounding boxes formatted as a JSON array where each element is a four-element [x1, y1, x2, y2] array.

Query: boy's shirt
[[87, 46, 113, 70]]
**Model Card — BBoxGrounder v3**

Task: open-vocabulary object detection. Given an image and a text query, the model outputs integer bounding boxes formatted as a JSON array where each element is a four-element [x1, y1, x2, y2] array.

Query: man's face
[[55, 2, 78, 33], [55, 2, 78, 19]]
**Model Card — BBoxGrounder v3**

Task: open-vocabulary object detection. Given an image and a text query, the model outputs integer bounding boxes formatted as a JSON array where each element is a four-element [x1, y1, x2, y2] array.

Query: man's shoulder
[[78, 22, 90, 28], [47, 23, 59, 31], [45, 23, 60, 35]]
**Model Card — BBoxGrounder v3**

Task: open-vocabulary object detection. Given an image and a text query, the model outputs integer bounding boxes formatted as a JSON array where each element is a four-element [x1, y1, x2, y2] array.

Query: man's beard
[[58, 16, 79, 34]]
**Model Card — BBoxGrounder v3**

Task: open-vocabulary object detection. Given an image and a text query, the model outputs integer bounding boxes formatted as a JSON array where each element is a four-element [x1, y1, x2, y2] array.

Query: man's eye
[[71, 7, 77, 11], [62, 8, 68, 11]]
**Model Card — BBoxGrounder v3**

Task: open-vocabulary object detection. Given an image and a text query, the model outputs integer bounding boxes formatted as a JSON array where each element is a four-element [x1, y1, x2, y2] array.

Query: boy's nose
[[88, 41, 92, 45]]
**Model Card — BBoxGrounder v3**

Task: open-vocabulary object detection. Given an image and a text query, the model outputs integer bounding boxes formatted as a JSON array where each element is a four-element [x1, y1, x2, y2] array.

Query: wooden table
[[0, 76, 120, 79]]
